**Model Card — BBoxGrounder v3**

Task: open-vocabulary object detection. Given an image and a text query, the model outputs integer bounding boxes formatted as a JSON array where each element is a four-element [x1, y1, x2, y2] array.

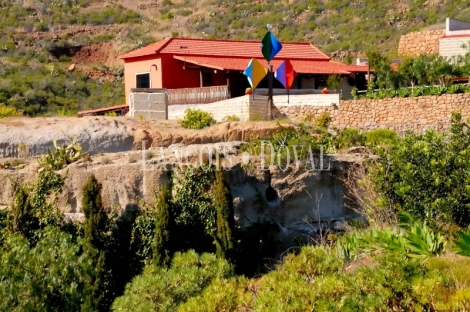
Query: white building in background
[[439, 18, 470, 59]]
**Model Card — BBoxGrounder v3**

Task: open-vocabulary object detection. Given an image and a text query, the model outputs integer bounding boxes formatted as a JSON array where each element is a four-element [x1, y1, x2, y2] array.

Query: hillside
[[1, 0, 470, 115]]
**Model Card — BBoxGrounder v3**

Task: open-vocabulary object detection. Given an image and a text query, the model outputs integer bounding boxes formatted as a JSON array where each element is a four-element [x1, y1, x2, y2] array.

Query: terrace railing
[[167, 86, 230, 105]]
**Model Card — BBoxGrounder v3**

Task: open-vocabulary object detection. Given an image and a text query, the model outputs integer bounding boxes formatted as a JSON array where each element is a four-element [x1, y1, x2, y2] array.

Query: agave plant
[[446, 84, 462, 94], [399, 212, 446, 258], [38, 137, 83, 170], [454, 230, 470, 257], [398, 88, 410, 98]]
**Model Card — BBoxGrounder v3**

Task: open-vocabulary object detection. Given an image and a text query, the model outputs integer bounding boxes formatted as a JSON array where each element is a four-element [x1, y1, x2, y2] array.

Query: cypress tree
[[153, 186, 171, 267], [81, 174, 107, 310], [82, 174, 107, 250], [213, 170, 235, 261]]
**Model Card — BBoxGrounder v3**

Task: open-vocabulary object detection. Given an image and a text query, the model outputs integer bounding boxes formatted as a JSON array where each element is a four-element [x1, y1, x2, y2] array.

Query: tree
[[399, 56, 427, 92], [213, 170, 235, 261], [153, 186, 172, 267], [371, 111, 470, 231], [327, 74, 342, 92], [82, 174, 107, 250], [0, 227, 96, 312], [8, 171, 64, 241], [81, 174, 108, 310], [426, 54, 455, 85], [375, 59, 405, 90]]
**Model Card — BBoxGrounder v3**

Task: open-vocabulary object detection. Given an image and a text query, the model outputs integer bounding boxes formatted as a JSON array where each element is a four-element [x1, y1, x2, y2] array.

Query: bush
[[0, 227, 97, 312], [364, 128, 398, 147], [221, 114, 240, 122], [334, 128, 366, 149], [369, 112, 470, 231], [314, 112, 332, 129], [112, 250, 233, 312], [0, 104, 19, 117], [179, 108, 216, 129]]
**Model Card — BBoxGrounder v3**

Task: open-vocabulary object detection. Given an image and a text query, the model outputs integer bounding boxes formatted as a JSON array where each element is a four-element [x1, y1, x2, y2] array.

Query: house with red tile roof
[[118, 37, 369, 103]]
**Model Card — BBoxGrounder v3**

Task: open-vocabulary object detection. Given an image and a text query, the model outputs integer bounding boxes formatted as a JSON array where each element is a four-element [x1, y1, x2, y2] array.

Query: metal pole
[[268, 63, 273, 120]]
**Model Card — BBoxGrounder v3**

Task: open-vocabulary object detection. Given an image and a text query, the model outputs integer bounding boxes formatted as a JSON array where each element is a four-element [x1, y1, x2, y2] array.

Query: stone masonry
[[398, 29, 445, 56], [277, 93, 470, 132]]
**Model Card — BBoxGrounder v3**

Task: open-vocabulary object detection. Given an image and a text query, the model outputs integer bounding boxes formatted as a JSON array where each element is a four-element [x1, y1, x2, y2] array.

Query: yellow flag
[[243, 58, 267, 89]]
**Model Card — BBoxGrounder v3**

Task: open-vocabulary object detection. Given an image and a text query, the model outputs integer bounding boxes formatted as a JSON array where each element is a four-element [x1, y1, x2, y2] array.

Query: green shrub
[[0, 227, 97, 312], [314, 112, 332, 129], [179, 108, 216, 129], [104, 111, 117, 117], [162, 12, 175, 20], [369, 112, 470, 231], [364, 128, 398, 147], [112, 250, 233, 312], [0, 104, 19, 117], [327, 74, 342, 90], [221, 114, 240, 122], [334, 128, 366, 149]]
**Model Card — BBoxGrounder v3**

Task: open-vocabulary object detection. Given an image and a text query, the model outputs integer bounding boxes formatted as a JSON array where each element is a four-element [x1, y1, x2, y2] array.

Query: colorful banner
[[274, 60, 297, 90], [243, 58, 267, 89], [261, 31, 282, 62]]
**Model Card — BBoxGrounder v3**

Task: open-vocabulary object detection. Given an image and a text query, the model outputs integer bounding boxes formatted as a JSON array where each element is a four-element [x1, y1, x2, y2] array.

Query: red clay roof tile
[[119, 37, 329, 60], [173, 55, 368, 74]]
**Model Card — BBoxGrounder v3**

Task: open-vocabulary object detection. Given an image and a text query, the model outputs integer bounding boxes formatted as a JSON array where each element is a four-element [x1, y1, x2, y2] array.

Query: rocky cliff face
[[0, 117, 363, 247], [0, 144, 361, 244]]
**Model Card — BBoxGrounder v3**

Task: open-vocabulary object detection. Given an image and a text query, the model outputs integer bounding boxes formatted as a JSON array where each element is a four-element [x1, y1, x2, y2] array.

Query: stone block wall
[[398, 30, 445, 56], [276, 93, 470, 131], [168, 96, 250, 121], [272, 93, 340, 107], [440, 36, 470, 59], [167, 93, 339, 121], [249, 95, 268, 120], [129, 92, 167, 119]]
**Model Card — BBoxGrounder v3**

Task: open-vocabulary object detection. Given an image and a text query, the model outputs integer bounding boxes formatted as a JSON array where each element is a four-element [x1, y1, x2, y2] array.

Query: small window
[[136, 73, 150, 88]]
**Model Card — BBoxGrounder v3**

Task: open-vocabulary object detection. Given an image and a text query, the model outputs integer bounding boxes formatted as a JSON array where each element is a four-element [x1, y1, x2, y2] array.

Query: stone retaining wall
[[398, 29, 445, 56], [276, 93, 470, 131]]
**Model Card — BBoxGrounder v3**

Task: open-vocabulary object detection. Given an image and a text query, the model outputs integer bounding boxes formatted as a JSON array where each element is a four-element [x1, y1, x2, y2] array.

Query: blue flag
[[261, 31, 282, 62]]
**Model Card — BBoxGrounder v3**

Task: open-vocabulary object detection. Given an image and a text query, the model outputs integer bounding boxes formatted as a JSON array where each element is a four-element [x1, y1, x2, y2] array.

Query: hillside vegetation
[[1, 0, 470, 115]]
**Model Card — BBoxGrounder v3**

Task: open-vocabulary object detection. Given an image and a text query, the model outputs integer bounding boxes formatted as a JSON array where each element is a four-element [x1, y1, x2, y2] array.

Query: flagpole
[[268, 62, 273, 121]]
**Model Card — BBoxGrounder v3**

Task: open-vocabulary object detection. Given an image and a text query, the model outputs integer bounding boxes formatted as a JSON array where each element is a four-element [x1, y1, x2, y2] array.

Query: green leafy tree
[[327, 74, 342, 91], [399, 56, 427, 92], [0, 227, 96, 312], [8, 171, 65, 241], [370, 111, 470, 231]]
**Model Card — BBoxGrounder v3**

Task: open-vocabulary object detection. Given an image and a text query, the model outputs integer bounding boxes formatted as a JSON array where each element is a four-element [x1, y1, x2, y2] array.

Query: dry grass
[[342, 161, 397, 228], [0, 119, 25, 127]]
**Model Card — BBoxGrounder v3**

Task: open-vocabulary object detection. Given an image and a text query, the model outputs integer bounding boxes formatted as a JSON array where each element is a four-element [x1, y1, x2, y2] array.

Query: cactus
[[38, 137, 83, 170]]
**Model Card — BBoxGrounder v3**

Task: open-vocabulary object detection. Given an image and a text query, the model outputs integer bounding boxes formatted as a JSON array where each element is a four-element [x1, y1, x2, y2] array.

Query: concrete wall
[[272, 93, 340, 107], [440, 36, 470, 59], [129, 92, 168, 119], [398, 30, 445, 56], [168, 96, 250, 121], [168, 93, 340, 122]]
